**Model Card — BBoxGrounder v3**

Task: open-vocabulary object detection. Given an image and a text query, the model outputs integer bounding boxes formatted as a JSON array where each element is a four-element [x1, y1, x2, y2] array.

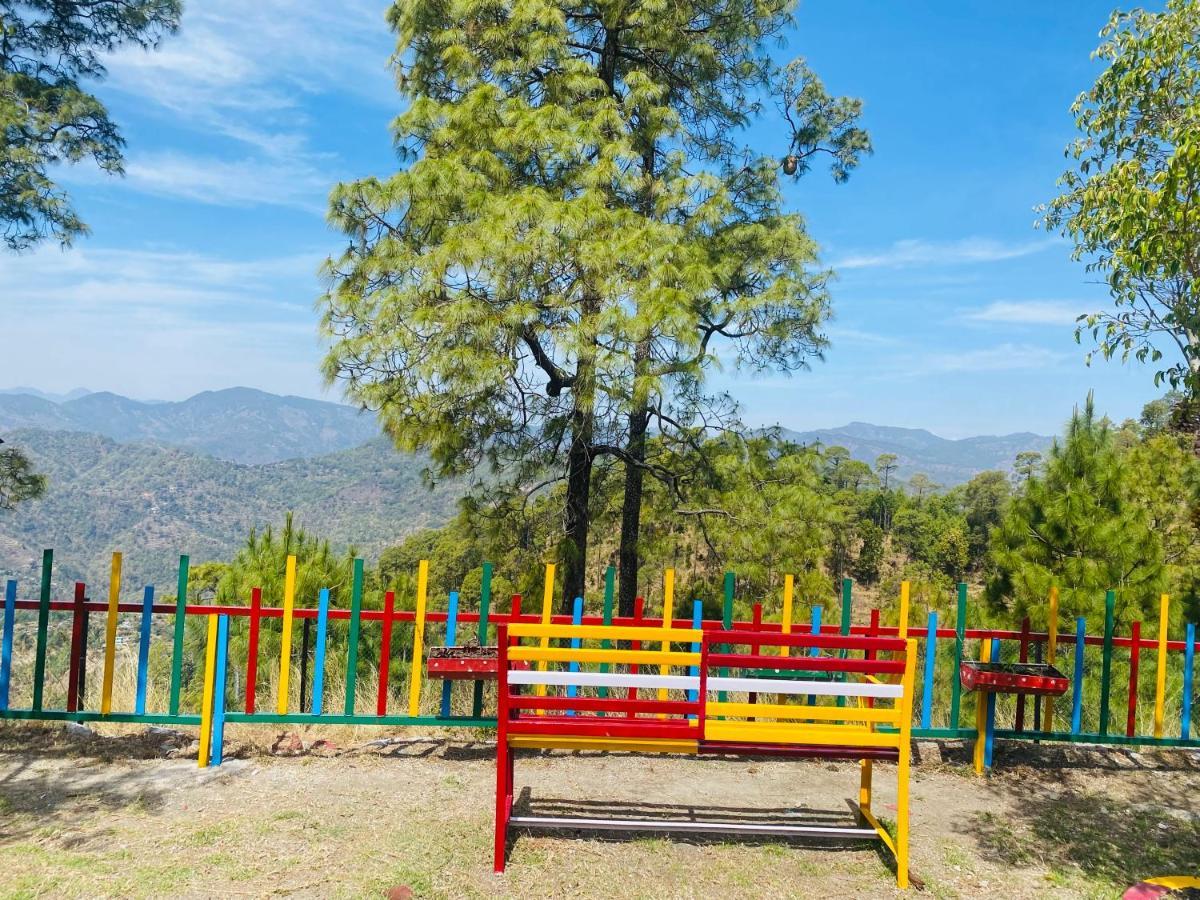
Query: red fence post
[[1015, 616, 1030, 732], [246, 587, 262, 714], [376, 590, 396, 717], [66, 582, 86, 712], [626, 596, 644, 716], [1127, 621, 1141, 738]]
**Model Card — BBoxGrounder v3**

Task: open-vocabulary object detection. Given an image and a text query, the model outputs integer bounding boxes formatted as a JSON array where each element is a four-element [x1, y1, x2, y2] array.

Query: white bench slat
[[506, 670, 902, 700]]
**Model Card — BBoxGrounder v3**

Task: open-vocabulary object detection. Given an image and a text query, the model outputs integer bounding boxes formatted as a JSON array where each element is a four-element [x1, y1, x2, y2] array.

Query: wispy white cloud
[[0, 246, 328, 399], [965, 300, 1085, 326], [918, 342, 1068, 374], [123, 153, 331, 212], [834, 237, 1054, 270], [825, 325, 900, 347], [96, 0, 395, 210]]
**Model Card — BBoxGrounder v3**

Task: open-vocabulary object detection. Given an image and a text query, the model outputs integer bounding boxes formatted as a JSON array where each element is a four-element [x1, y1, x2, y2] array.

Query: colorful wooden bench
[[494, 622, 918, 888]]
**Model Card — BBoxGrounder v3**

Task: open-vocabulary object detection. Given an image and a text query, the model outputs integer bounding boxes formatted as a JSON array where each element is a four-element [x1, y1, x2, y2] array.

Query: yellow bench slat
[[510, 646, 700, 666], [508, 623, 702, 643], [707, 701, 901, 725], [507, 736, 699, 754], [704, 720, 902, 749]]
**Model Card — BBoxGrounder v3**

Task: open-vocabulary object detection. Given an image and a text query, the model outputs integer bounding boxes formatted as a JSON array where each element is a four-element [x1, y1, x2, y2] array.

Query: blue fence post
[[807, 606, 822, 706], [311, 588, 330, 715], [135, 586, 155, 716], [439, 590, 460, 718], [0, 581, 15, 712], [1183, 623, 1195, 741], [984, 638, 1000, 768], [1071, 617, 1086, 734], [921, 610, 938, 729], [688, 599, 702, 713], [211, 615, 231, 766], [564, 596, 583, 715]]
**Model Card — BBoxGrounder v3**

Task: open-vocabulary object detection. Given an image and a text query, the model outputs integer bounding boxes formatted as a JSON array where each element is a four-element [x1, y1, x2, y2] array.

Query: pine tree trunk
[[561, 412, 593, 610], [561, 291, 600, 611], [618, 399, 650, 616]]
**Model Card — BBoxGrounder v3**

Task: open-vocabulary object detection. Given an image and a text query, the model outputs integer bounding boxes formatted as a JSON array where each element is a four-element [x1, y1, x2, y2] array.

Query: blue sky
[[0, 0, 1165, 438]]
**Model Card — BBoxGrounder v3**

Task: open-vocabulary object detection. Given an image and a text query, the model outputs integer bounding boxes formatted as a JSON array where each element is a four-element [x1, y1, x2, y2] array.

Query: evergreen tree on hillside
[[0, 439, 45, 509], [987, 396, 1164, 624]]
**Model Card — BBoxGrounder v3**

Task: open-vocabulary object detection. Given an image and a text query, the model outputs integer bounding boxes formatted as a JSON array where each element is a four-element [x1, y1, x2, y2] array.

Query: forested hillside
[[781, 423, 1052, 486], [0, 430, 462, 590]]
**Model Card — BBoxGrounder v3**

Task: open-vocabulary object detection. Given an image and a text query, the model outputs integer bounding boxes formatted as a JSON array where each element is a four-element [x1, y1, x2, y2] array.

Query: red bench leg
[[494, 738, 509, 872]]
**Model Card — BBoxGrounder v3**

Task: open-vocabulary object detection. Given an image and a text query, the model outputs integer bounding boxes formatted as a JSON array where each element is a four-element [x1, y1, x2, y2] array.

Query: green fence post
[[168, 555, 190, 716], [596, 565, 616, 698], [344, 558, 364, 715], [949, 582, 967, 730], [1099, 589, 1116, 736], [31, 549, 53, 711], [718, 571, 734, 704], [471, 562, 494, 716]]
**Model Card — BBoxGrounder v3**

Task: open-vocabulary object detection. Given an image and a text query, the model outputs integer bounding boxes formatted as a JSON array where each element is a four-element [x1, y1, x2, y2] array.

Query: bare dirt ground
[[0, 723, 1198, 899]]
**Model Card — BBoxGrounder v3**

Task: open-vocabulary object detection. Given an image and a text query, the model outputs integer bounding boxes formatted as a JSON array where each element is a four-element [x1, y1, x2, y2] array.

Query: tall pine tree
[[987, 395, 1164, 624], [320, 0, 866, 605]]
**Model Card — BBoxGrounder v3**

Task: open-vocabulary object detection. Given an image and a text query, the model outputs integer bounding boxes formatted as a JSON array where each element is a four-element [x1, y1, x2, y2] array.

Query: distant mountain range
[[0, 387, 1053, 588], [0, 386, 94, 403], [0, 387, 381, 464], [780, 422, 1052, 487], [0, 429, 461, 590]]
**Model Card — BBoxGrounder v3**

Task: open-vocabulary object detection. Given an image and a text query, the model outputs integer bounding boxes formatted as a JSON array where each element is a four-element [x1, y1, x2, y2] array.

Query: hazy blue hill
[[779, 421, 1052, 486], [0, 393, 76, 429], [0, 387, 92, 403], [0, 429, 462, 592], [0, 387, 381, 464]]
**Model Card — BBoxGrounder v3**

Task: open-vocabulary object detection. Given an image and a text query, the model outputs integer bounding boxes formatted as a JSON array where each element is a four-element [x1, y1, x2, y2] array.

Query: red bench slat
[[705, 630, 906, 652], [705, 653, 905, 674], [507, 695, 699, 716], [507, 718, 700, 741]]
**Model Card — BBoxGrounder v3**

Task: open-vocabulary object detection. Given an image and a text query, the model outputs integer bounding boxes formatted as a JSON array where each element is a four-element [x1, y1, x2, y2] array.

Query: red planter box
[[959, 661, 1069, 697], [426, 647, 529, 681]]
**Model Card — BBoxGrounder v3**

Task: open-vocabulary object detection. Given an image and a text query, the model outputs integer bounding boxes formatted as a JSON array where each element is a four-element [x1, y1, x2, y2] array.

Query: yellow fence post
[[197, 614, 218, 768], [534, 563, 555, 705], [277, 554, 297, 715], [898, 580, 910, 640], [1154, 593, 1170, 739], [100, 552, 122, 715], [781, 574, 794, 657], [406, 559, 430, 716], [658, 569, 675, 712], [973, 638, 989, 774], [896, 638, 917, 889]]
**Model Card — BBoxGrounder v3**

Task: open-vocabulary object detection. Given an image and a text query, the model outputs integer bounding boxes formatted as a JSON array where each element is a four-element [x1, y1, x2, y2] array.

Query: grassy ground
[[0, 723, 1197, 899]]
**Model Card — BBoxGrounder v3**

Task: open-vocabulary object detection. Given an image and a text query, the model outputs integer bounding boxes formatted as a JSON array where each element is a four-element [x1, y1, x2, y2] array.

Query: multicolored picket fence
[[0, 549, 1197, 768]]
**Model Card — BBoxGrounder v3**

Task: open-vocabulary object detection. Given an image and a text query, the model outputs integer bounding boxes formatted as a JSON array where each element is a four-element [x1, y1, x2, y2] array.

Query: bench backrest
[[498, 622, 704, 744], [498, 623, 916, 750], [699, 629, 917, 750]]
